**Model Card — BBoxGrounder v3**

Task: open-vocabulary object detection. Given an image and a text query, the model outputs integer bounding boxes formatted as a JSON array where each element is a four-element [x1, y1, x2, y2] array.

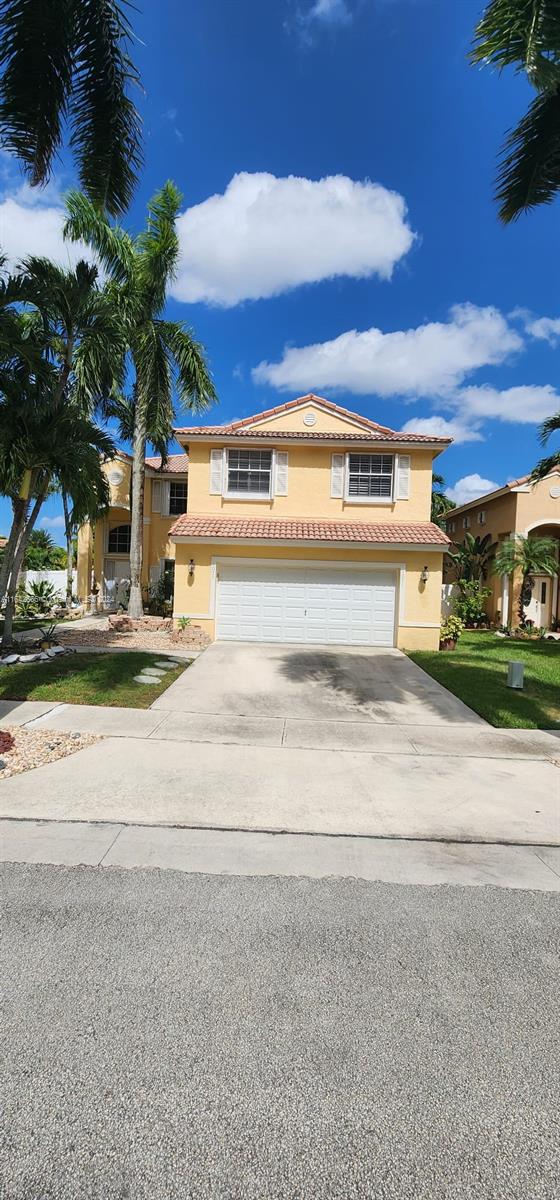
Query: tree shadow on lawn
[[0, 653, 184, 707]]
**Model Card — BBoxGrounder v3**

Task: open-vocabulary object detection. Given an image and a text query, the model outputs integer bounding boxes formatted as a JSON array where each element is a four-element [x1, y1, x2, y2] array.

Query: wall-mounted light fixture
[[420, 565, 429, 584], [188, 558, 195, 578]]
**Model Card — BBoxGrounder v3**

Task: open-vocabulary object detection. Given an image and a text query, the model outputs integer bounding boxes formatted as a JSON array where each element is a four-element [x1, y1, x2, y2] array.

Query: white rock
[[19, 654, 38, 663], [1, 654, 19, 665], [47, 645, 66, 656]]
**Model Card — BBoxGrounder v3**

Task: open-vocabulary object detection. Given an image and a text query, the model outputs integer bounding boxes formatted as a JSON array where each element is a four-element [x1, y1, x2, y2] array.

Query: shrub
[[16, 580, 60, 618], [440, 615, 464, 643], [454, 581, 491, 626]]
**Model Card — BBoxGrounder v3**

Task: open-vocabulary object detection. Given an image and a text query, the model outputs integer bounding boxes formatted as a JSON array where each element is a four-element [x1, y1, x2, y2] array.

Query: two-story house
[[164, 394, 450, 649], [77, 451, 188, 607], [444, 468, 560, 629]]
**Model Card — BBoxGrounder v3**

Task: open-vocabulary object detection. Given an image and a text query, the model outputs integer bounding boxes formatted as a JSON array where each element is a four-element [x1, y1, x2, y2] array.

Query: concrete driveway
[[1, 642, 559, 844], [150, 641, 485, 725]]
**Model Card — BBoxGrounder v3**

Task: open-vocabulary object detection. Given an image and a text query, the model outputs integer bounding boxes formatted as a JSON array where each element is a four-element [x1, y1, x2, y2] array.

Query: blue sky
[[1, 0, 559, 541]]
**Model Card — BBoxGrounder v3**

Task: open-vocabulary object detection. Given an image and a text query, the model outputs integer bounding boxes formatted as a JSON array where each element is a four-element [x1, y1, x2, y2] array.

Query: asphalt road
[[1, 864, 559, 1200]]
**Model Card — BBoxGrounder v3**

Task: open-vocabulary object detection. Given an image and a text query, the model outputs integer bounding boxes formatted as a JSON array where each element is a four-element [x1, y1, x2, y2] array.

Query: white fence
[[20, 569, 76, 598], [441, 582, 459, 618]]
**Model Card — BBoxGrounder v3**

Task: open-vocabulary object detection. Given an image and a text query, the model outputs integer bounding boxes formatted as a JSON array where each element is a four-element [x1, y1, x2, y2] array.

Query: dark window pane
[[107, 524, 131, 553], [169, 481, 187, 515]]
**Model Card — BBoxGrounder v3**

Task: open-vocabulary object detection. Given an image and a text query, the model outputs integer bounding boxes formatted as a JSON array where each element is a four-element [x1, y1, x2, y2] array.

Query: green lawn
[[408, 631, 560, 729], [0, 652, 187, 709]]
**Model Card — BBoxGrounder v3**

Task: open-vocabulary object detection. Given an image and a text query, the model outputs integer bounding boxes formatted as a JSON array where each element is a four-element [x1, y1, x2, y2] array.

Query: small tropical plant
[[494, 536, 558, 624], [447, 532, 497, 582], [454, 581, 492, 627], [440, 615, 464, 646], [178, 616, 191, 630], [16, 579, 60, 617]]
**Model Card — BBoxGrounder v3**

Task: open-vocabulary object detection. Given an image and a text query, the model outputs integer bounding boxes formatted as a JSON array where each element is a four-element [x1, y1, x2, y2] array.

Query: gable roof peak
[[226, 393, 397, 435]]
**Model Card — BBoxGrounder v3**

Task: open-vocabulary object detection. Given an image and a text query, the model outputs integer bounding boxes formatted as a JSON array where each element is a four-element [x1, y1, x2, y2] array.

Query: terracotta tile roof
[[174, 427, 449, 445], [145, 453, 189, 473], [169, 515, 449, 545], [175, 394, 451, 445]]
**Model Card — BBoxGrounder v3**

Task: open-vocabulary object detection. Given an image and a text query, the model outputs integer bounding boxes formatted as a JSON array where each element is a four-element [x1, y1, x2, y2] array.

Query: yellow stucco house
[[444, 469, 560, 629], [77, 450, 189, 607], [78, 394, 451, 649]]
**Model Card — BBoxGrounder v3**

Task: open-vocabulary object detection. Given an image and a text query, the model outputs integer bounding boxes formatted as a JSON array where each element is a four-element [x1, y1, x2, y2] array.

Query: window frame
[[225, 447, 274, 500], [168, 479, 188, 516], [344, 452, 395, 504], [107, 523, 131, 554]]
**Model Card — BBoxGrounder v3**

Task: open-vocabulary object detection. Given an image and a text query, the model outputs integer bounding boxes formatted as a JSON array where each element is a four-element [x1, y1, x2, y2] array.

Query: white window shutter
[[149, 563, 161, 584], [152, 479, 162, 513], [161, 481, 171, 515], [210, 448, 224, 494], [331, 453, 345, 499], [396, 455, 411, 500], [274, 451, 289, 496]]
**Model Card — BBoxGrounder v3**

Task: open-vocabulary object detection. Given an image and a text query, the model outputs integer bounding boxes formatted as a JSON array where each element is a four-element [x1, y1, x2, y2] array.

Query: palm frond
[[136, 181, 182, 313], [530, 449, 560, 479], [471, 0, 560, 90], [539, 408, 560, 444], [496, 85, 560, 220], [0, 0, 74, 185], [64, 190, 135, 282], [157, 319, 216, 414], [69, 0, 143, 215]]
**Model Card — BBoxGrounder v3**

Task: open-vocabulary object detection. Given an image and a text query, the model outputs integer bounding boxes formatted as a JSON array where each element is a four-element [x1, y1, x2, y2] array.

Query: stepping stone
[[144, 667, 166, 676], [153, 661, 175, 670], [133, 674, 160, 685]]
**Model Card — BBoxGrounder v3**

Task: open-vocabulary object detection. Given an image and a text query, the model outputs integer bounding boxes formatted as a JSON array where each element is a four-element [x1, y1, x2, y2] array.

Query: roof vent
[[303, 411, 317, 426]]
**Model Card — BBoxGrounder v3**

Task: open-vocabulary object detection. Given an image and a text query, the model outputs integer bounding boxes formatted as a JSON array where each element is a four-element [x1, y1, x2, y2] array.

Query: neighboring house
[[77, 452, 188, 606], [165, 394, 450, 649], [444, 469, 560, 629]]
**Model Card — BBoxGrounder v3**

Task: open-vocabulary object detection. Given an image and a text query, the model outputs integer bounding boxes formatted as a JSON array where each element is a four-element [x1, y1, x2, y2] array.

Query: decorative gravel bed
[[0, 726, 100, 779], [56, 627, 207, 652]]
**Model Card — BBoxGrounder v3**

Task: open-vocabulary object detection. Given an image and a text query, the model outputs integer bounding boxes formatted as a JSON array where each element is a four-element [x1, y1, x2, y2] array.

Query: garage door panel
[[216, 564, 396, 646]]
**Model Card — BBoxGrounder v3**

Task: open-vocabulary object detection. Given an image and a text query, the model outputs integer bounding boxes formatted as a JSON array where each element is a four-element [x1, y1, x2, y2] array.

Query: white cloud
[[0, 194, 92, 271], [307, 0, 351, 23], [40, 515, 65, 530], [458, 384, 558, 424], [171, 172, 415, 306], [525, 315, 560, 345], [252, 303, 521, 395], [445, 474, 501, 506], [401, 415, 483, 445]]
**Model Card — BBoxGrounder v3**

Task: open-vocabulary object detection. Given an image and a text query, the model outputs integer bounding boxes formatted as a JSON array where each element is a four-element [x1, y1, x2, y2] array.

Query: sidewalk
[[1, 819, 559, 891]]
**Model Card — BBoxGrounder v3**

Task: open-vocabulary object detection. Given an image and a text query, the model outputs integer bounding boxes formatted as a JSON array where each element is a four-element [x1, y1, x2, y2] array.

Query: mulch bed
[[0, 726, 100, 779]]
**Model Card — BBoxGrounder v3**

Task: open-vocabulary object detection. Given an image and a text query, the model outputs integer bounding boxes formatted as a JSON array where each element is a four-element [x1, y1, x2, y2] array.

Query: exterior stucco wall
[[186, 442, 435, 525], [173, 542, 444, 651]]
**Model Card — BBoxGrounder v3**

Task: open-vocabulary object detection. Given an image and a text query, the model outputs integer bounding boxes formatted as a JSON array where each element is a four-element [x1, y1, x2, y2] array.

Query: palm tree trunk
[[62, 490, 74, 609], [2, 493, 45, 648], [0, 497, 27, 609], [127, 403, 147, 618]]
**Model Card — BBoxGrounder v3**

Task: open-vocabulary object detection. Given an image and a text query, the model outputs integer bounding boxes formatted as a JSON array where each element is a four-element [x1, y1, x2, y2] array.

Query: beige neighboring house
[[444, 469, 560, 629], [77, 451, 188, 607]]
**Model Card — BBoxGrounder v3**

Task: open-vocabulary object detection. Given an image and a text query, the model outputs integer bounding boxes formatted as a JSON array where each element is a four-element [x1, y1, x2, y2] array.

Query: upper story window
[[447, 519, 456, 533], [169, 481, 187, 515], [107, 523, 131, 553], [347, 454, 394, 500], [227, 449, 272, 497], [477, 510, 486, 526], [462, 515, 470, 529]]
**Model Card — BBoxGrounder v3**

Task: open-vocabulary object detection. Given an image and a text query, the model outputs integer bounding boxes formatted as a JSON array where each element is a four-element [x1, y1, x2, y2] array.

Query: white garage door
[[216, 564, 396, 646]]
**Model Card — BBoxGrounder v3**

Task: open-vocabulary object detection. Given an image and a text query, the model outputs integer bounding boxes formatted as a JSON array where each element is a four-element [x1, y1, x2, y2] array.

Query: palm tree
[[64, 183, 217, 617], [447, 532, 497, 582], [0, 0, 142, 216], [494, 535, 558, 623], [0, 257, 124, 643], [471, 1, 560, 221], [531, 410, 560, 481], [431, 472, 456, 528], [24, 529, 65, 571], [0, 391, 116, 645]]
